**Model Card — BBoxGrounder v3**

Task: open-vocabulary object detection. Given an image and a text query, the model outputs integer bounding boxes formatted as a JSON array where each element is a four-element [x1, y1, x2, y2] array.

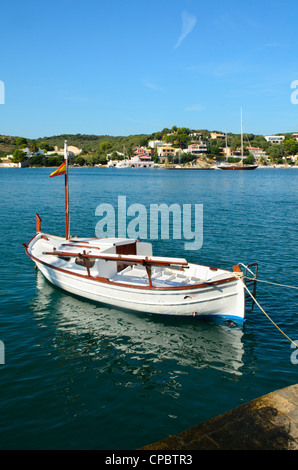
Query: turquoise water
[[0, 167, 298, 449]]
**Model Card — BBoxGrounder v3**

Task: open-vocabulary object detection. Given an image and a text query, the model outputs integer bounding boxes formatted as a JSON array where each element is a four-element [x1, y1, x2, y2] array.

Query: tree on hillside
[[15, 137, 27, 146], [139, 137, 149, 147], [267, 144, 285, 160], [159, 128, 170, 137], [12, 149, 26, 163], [206, 144, 221, 157], [230, 136, 241, 151], [28, 155, 45, 167], [283, 138, 298, 155], [126, 145, 133, 157], [177, 127, 190, 135], [38, 142, 54, 151], [99, 142, 112, 153], [29, 141, 39, 154], [164, 127, 190, 149], [152, 132, 163, 140], [74, 156, 86, 166]]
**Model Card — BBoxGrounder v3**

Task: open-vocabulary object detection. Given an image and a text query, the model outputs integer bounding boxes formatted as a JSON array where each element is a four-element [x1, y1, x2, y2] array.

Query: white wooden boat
[[23, 142, 254, 321], [24, 232, 247, 320]]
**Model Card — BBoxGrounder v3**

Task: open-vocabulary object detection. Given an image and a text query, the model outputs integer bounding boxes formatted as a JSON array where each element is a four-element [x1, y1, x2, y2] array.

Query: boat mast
[[240, 107, 244, 165], [241, 108, 244, 156], [64, 140, 70, 240]]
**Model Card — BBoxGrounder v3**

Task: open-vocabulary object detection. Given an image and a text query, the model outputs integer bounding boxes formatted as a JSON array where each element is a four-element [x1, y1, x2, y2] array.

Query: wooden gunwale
[[24, 244, 238, 292]]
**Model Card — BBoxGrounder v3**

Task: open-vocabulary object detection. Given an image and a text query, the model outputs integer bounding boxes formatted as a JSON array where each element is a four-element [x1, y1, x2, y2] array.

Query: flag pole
[[64, 140, 70, 240]]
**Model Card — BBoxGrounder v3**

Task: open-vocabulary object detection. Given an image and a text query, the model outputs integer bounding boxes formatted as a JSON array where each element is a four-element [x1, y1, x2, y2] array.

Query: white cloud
[[174, 11, 197, 49]]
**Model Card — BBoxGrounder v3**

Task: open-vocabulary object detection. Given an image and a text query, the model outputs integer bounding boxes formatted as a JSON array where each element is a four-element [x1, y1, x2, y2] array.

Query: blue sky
[[1, 0, 298, 138]]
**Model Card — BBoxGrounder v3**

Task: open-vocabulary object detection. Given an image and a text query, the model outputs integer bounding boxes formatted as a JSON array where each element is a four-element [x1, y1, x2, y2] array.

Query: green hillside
[[36, 133, 150, 152], [1, 128, 297, 166]]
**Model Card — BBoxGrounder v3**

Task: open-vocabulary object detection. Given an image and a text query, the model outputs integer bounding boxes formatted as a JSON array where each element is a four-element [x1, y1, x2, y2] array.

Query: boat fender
[[75, 257, 95, 268]]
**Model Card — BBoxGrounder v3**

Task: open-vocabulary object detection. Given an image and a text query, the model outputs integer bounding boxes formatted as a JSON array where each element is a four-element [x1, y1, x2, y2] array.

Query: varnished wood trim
[[24, 245, 238, 291], [42, 250, 189, 268]]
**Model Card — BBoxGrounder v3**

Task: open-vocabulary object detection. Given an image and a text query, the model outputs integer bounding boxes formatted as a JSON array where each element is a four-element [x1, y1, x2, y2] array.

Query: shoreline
[[1, 164, 298, 170]]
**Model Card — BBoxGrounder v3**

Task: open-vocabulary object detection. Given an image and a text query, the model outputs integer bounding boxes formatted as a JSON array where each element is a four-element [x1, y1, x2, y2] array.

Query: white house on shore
[[47, 145, 82, 157], [106, 151, 125, 159], [18, 147, 45, 156], [148, 140, 168, 149], [265, 135, 285, 144], [247, 146, 268, 161], [209, 132, 225, 140], [185, 143, 208, 155], [157, 146, 182, 159]]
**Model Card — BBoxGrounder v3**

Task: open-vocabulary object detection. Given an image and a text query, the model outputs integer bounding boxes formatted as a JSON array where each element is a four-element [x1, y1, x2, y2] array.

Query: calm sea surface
[[0, 167, 298, 449]]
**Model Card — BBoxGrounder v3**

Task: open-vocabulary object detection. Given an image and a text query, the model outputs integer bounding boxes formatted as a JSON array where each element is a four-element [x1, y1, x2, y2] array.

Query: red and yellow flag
[[49, 160, 66, 178]]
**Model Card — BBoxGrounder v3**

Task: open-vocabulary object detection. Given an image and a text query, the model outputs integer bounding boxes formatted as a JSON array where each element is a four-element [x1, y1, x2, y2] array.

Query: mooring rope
[[246, 277, 298, 291], [234, 272, 298, 349]]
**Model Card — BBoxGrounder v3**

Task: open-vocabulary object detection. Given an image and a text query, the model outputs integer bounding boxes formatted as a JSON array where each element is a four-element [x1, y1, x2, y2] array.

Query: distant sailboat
[[219, 109, 258, 170]]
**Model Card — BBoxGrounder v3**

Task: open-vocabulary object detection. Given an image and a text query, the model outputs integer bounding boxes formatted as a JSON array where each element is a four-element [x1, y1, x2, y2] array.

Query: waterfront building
[[148, 140, 168, 149], [189, 132, 203, 141], [186, 144, 208, 154], [265, 135, 285, 144], [47, 145, 82, 157], [157, 146, 181, 158], [210, 132, 225, 140], [246, 147, 268, 161]]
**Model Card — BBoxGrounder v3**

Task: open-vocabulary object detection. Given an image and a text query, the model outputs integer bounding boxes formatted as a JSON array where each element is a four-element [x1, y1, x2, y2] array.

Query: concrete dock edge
[[140, 384, 298, 450]]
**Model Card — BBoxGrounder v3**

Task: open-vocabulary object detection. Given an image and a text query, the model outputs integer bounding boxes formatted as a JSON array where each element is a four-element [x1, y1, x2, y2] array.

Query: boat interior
[[29, 234, 234, 288]]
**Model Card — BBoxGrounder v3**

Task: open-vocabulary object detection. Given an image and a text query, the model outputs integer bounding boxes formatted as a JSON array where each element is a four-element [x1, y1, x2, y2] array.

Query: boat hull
[[219, 165, 258, 170], [24, 232, 246, 321], [35, 260, 245, 321]]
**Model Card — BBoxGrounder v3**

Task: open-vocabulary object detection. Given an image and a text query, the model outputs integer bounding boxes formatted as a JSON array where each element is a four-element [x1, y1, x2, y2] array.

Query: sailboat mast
[[241, 107, 243, 157], [64, 140, 70, 240]]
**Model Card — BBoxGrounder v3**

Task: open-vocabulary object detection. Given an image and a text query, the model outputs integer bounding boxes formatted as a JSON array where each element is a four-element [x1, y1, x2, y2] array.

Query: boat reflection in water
[[33, 273, 245, 379]]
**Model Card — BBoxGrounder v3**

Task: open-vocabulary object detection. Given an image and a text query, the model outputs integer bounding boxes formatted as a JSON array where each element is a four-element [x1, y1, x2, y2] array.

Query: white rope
[[246, 277, 298, 291], [234, 273, 298, 349]]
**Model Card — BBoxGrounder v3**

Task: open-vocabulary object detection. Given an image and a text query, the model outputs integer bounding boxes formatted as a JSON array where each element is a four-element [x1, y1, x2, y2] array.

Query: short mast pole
[[64, 140, 70, 240]]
